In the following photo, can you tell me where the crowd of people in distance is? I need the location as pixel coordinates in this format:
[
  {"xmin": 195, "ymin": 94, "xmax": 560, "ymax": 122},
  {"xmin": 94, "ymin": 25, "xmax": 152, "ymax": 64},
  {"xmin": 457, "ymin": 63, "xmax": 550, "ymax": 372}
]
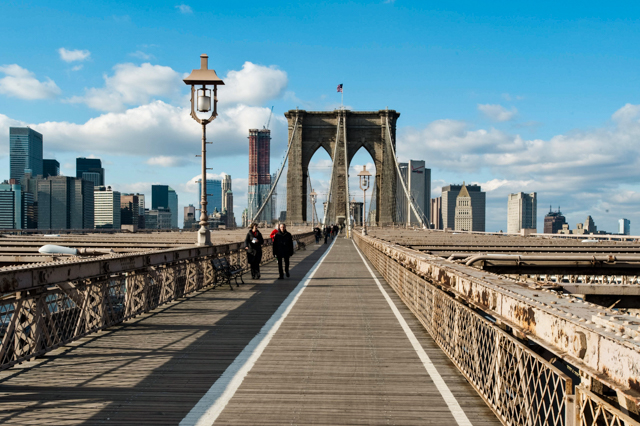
[{"xmin": 313, "ymin": 223, "xmax": 340, "ymax": 244}]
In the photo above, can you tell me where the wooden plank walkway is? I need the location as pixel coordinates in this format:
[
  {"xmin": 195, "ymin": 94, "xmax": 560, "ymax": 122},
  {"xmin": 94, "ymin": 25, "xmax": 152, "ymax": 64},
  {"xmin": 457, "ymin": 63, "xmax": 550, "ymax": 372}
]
[{"xmin": 0, "ymin": 238, "xmax": 501, "ymax": 425}]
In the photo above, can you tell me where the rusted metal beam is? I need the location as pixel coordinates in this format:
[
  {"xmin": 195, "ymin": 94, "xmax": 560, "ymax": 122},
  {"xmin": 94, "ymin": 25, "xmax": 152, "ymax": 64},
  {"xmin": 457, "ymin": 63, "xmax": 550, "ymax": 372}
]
[{"xmin": 356, "ymin": 233, "xmax": 640, "ymax": 409}]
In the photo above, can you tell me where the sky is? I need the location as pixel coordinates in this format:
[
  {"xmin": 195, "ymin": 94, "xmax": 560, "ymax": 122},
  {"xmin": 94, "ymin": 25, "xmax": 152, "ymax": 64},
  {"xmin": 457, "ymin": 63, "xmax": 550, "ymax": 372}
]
[{"xmin": 2, "ymin": 1, "xmax": 640, "ymax": 232}]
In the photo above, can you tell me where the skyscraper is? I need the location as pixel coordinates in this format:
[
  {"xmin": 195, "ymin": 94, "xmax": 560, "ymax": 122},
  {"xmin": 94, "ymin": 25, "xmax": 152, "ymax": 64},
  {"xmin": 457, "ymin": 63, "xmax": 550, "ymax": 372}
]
[
  {"xmin": 619, "ymin": 218, "xmax": 631, "ymax": 235},
  {"xmin": 221, "ymin": 174, "xmax": 234, "ymax": 228},
  {"xmin": 76, "ymin": 157, "xmax": 105, "ymax": 186},
  {"xmin": 184, "ymin": 204, "xmax": 197, "ymax": 229},
  {"xmin": 430, "ymin": 197, "xmax": 442, "ymax": 230},
  {"xmin": 442, "ymin": 183, "xmax": 485, "ymax": 230},
  {"xmin": 10, "ymin": 127, "xmax": 43, "ymax": 181},
  {"xmin": 94, "ymin": 186, "xmax": 121, "ymax": 229},
  {"xmin": 152, "ymin": 185, "xmax": 169, "ymax": 210},
  {"xmin": 42, "ymin": 159, "xmax": 60, "ymax": 178},
  {"xmin": 507, "ymin": 192, "xmax": 537, "ymax": 234},
  {"xmin": 248, "ymin": 129, "xmax": 272, "ymax": 222},
  {"xmin": 168, "ymin": 187, "xmax": 178, "ymax": 229},
  {"xmin": 543, "ymin": 207, "xmax": 567, "ymax": 234},
  {"xmin": 396, "ymin": 160, "xmax": 430, "ymax": 225},
  {"xmin": 198, "ymin": 179, "xmax": 222, "ymax": 218},
  {"xmin": 37, "ymin": 176, "xmax": 94, "ymax": 230},
  {"xmin": 120, "ymin": 194, "xmax": 140, "ymax": 226},
  {"xmin": 0, "ymin": 182, "xmax": 24, "ymax": 229}
]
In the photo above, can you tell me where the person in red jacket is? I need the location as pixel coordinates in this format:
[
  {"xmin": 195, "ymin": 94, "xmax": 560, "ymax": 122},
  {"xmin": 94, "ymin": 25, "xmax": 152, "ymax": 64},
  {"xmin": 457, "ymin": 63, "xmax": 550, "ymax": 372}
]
[{"xmin": 272, "ymin": 223, "xmax": 294, "ymax": 279}]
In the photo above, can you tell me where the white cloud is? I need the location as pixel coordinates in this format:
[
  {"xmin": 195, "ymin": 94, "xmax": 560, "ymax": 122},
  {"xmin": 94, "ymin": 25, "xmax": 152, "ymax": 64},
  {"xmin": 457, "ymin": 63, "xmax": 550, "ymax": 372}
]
[
  {"xmin": 220, "ymin": 62, "xmax": 288, "ymax": 106},
  {"xmin": 146, "ymin": 155, "xmax": 191, "ymax": 167},
  {"xmin": 130, "ymin": 51, "xmax": 154, "ymax": 60},
  {"xmin": 58, "ymin": 48, "xmax": 91, "ymax": 63},
  {"xmin": 0, "ymin": 65, "xmax": 61, "ymax": 100},
  {"xmin": 478, "ymin": 103, "xmax": 517, "ymax": 122},
  {"xmin": 67, "ymin": 62, "xmax": 183, "ymax": 112},
  {"xmin": 71, "ymin": 65, "xmax": 83, "ymax": 72},
  {"xmin": 176, "ymin": 4, "xmax": 192, "ymax": 13}
]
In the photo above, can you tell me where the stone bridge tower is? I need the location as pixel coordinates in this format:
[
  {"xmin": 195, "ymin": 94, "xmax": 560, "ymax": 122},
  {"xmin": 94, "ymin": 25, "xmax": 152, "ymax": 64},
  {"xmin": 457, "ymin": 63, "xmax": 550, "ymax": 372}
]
[{"xmin": 284, "ymin": 109, "xmax": 400, "ymax": 225}]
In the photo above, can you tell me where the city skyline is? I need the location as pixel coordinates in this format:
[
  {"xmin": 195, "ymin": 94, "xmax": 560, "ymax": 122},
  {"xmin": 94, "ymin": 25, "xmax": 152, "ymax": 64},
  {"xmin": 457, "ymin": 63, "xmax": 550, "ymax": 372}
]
[{"xmin": 2, "ymin": 2, "xmax": 640, "ymax": 232}]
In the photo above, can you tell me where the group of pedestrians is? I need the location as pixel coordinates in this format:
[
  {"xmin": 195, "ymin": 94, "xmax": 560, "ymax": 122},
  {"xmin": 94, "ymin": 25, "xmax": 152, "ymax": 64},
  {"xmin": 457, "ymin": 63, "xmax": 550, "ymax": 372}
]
[{"xmin": 244, "ymin": 222, "xmax": 294, "ymax": 280}]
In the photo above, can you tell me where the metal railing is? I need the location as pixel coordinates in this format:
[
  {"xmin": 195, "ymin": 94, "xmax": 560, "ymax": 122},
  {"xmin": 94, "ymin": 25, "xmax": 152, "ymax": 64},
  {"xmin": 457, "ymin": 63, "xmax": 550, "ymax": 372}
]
[
  {"xmin": 353, "ymin": 233, "xmax": 638, "ymax": 426},
  {"xmin": 0, "ymin": 232, "xmax": 315, "ymax": 370}
]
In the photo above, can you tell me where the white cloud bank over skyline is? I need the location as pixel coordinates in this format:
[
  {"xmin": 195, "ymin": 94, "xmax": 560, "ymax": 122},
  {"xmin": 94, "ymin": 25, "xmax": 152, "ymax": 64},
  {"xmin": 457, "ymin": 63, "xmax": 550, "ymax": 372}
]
[{"xmin": 58, "ymin": 48, "xmax": 91, "ymax": 63}]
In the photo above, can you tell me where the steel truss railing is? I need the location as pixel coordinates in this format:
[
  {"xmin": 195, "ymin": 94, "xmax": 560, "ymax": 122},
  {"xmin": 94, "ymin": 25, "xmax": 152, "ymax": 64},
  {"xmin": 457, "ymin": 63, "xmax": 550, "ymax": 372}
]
[
  {"xmin": 353, "ymin": 233, "xmax": 638, "ymax": 426},
  {"xmin": 509, "ymin": 274, "xmax": 640, "ymax": 286},
  {"xmin": 0, "ymin": 232, "xmax": 315, "ymax": 371}
]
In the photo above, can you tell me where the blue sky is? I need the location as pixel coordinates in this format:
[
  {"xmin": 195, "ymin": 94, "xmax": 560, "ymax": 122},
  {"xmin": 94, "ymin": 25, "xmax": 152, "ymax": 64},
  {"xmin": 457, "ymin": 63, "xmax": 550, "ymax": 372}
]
[{"xmin": 2, "ymin": 1, "xmax": 640, "ymax": 232}]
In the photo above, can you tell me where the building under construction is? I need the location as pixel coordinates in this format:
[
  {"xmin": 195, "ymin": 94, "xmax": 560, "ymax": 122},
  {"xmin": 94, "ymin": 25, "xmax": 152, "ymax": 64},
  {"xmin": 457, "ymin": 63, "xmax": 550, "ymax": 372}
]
[{"xmin": 247, "ymin": 129, "xmax": 273, "ymax": 223}]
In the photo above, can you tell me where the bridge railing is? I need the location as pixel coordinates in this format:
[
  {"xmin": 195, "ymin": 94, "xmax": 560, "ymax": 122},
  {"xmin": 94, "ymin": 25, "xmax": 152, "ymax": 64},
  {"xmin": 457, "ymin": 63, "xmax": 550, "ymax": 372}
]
[
  {"xmin": 0, "ymin": 232, "xmax": 315, "ymax": 371},
  {"xmin": 353, "ymin": 233, "xmax": 638, "ymax": 426}
]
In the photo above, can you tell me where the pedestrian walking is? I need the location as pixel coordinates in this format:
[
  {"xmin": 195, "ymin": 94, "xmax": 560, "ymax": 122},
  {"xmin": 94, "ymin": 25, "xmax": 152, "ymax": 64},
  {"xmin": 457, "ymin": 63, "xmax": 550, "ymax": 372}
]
[
  {"xmin": 314, "ymin": 226, "xmax": 321, "ymax": 244},
  {"xmin": 333, "ymin": 223, "xmax": 339, "ymax": 238},
  {"xmin": 244, "ymin": 223, "xmax": 264, "ymax": 279},
  {"xmin": 323, "ymin": 225, "xmax": 329, "ymax": 244},
  {"xmin": 273, "ymin": 223, "xmax": 294, "ymax": 279}
]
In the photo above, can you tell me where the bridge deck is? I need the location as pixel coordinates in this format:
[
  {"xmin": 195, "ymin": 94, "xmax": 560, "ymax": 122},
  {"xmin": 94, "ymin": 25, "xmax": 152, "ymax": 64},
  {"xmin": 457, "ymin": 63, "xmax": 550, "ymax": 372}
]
[{"xmin": 0, "ymin": 238, "xmax": 500, "ymax": 425}]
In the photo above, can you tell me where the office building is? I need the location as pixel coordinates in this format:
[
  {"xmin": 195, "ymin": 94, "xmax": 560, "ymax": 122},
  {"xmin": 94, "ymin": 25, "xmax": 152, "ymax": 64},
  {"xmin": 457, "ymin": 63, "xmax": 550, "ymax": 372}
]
[
  {"xmin": 120, "ymin": 194, "xmax": 140, "ymax": 226},
  {"xmin": 351, "ymin": 198, "xmax": 364, "ymax": 226},
  {"xmin": 10, "ymin": 127, "xmax": 43, "ymax": 182},
  {"xmin": 396, "ymin": 160, "xmax": 430, "ymax": 225},
  {"xmin": 168, "ymin": 187, "xmax": 178, "ymax": 229},
  {"xmin": 144, "ymin": 208, "xmax": 171, "ymax": 229},
  {"xmin": 507, "ymin": 192, "xmax": 537, "ymax": 234},
  {"xmin": 76, "ymin": 157, "xmax": 105, "ymax": 187},
  {"xmin": 221, "ymin": 174, "xmax": 235, "ymax": 228},
  {"xmin": 442, "ymin": 183, "xmax": 485, "ymax": 231},
  {"xmin": 619, "ymin": 218, "xmax": 631, "ymax": 235},
  {"xmin": 0, "ymin": 182, "xmax": 34, "ymax": 229},
  {"xmin": 430, "ymin": 197, "xmax": 442, "ymax": 230},
  {"xmin": 198, "ymin": 179, "xmax": 222, "ymax": 219},
  {"xmin": 543, "ymin": 207, "xmax": 567, "ymax": 234},
  {"xmin": 248, "ymin": 129, "xmax": 272, "ymax": 223},
  {"xmin": 184, "ymin": 205, "xmax": 197, "ymax": 229},
  {"xmin": 152, "ymin": 185, "xmax": 178, "ymax": 228},
  {"xmin": 94, "ymin": 186, "xmax": 121, "ymax": 229},
  {"xmin": 37, "ymin": 176, "xmax": 94, "ymax": 230},
  {"xmin": 42, "ymin": 159, "xmax": 60, "ymax": 178}
]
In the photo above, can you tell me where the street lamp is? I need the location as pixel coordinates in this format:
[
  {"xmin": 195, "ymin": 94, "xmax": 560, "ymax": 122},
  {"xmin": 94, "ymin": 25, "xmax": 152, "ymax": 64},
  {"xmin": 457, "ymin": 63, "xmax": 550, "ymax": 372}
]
[
  {"xmin": 357, "ymin": 165, "xmax": 372, "ymax": 235},
  {"xmin": 184, "ymin": 54, "xmax": 225, "ymax": 246},
  {"xmin": 310, "ymin": 189, "xmax": 317, "ymax": 230}
]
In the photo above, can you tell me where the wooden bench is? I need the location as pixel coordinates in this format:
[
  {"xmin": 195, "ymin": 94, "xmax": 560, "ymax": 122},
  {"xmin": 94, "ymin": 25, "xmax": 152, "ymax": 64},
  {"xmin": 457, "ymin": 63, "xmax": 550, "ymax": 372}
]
[{"xmin": 212, "ymin": 257, "xmax": 245, "ymax": 290}]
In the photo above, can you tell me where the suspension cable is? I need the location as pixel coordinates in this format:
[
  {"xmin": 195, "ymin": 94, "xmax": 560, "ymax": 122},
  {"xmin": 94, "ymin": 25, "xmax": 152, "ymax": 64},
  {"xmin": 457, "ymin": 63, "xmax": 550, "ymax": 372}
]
[{"xmin": 385, "ymin": 115, "xmax": 427, "ymax": 228}]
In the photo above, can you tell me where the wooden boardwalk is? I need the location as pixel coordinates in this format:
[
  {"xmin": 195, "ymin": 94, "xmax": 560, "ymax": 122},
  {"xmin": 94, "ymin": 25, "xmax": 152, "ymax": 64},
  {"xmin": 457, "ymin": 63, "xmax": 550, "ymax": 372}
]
[{"xmin": 0, "ymin": 238, "xmax": 500, "ymax": 425}]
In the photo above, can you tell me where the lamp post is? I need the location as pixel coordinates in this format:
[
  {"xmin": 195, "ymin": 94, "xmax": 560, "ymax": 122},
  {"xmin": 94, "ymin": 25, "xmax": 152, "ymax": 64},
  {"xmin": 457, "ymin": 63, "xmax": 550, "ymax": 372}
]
[
  {"xmin": 310, "ymin": 189, "xmax": 317, "ymax": 230},
  {"xmin": 184, "ymin": 54, "xmax": 225, "ymax": 246},
  {"xmin": 357, "ymin": 165, "xmax": 371, "ymax": 236}
]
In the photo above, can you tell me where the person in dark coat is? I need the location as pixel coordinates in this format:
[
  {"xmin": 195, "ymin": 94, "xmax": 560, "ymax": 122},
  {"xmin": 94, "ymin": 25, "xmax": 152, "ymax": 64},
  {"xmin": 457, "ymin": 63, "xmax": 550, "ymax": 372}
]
[
  {"xmin": 314, "ymin": 227, "xmax": 321, "ymax": 244},
  {"xmin": 332, "ymin": 224, "xmax": 339, "ymax": 238},
  {"xmin": 273, "ymin": 223, "xmax": 294, "ymax": 279},
  {"xmin": 244, "ymin": 223, "xmax": 264, "ymax": 279},
  {"xmin": 323, "ymin": 225, "xmax": 330, "ymax": 244}
]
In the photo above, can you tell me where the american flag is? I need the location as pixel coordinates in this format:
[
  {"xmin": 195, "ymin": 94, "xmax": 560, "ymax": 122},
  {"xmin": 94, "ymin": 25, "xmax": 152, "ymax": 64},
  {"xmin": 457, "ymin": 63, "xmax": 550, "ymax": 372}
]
[{"xmin": 337, "ymin": 84, "xmax": 343, "ymax": 93}]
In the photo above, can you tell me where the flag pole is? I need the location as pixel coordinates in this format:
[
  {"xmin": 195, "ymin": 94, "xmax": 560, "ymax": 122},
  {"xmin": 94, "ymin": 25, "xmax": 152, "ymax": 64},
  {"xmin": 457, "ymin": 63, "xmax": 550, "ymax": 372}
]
[{"xmin": 341, "ymin": 88, "xmax": 343, "ymax": 109}]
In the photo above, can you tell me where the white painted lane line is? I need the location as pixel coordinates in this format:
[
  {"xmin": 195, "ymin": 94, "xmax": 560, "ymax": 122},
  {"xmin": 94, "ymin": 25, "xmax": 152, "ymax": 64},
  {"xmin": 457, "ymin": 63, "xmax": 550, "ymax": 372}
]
[
  {"xmin": 180, "ymin": 239, "xmax": 337, "ymax": 426},
  {"xmin": 352, "ymin": 240, "xmax": 473, "ymax": 426}
]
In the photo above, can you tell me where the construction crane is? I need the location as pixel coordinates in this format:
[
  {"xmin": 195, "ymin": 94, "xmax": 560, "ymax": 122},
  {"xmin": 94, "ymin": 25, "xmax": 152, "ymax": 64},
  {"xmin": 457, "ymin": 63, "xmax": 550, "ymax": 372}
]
[{"xmin": 263, "ymin": 106, "xmax": 274, "ymax": 130}]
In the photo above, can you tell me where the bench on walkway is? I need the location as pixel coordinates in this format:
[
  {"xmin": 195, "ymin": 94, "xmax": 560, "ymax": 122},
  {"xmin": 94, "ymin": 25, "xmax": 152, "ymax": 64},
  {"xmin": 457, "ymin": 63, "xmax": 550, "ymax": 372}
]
[{"xmin": 212, "ymin": 257, "xmax": 244, "ymax": 290}]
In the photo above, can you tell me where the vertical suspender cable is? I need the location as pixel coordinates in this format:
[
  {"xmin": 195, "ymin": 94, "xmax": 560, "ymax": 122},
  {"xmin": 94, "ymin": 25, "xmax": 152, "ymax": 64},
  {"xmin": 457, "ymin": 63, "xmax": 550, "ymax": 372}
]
[
  {"xmin": 385, "ymin": 115, "xmax": 426, "ymax": 228},
  {"xmin": 251, "ymin": 116, "xmax": 298, "ymax": 223}
]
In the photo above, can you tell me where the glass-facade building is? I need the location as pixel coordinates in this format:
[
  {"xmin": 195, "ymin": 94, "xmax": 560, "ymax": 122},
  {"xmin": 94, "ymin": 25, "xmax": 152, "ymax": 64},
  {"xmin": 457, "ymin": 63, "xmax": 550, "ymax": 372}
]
[
  {"xmin": 76, "ymin": 157, "xmax": 105, "ymax": 186},
  {"xmin": 10, "ymin": 127, "xmax": 43, "ymax": 181},
  {"xmin": 37, "ymin": 176, "xmax": 94, "ymax": 230},
  {"xmin": 43, "ymin": 159, "xmax": 60, "ymax": 178},
  {"xmin": 198, "ymin": 179, "xmax": 222, "ymax": 219},
  {"xmin": 168, "ymin": 187, "xmax": 178, "ymax": 229}
]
